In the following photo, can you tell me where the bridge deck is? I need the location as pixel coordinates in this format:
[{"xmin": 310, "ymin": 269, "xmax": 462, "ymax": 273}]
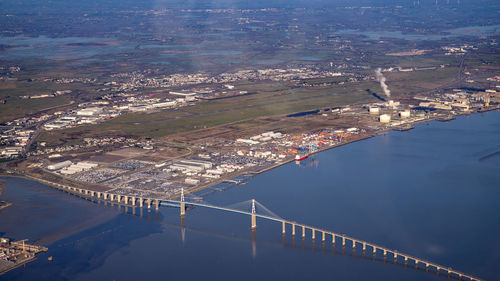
[
  {"xmin": 169, "ymin": 200, "xmax": 483, "ymax": 281},
  {"xmin": 35, "ymin": 178, "xmax": 483, "ymax": 281}
]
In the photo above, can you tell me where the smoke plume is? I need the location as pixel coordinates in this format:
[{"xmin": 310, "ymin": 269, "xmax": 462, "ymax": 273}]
[{"xmin": 375, "ymin": 68, "xmax": 391, "ymax": 98}]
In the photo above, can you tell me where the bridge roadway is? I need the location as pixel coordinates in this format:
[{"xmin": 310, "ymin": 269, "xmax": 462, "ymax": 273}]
[
  {"xmin": 168, "ymin": 200, "xmax": 482, "ymax": 281},
  {"xmin": 33, "ymin": 177, "xmax": 483, "ymax": 281}
]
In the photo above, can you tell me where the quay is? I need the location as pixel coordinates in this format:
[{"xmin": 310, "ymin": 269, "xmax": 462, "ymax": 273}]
[{"xmin": 0, "ymin": 238, "xmax": 48, "ymax": 275}]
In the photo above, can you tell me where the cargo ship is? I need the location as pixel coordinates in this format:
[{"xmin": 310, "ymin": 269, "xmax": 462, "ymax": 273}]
[{"xmin": 295, "ymin": 154, "xmax": 308, "ymax": 161}]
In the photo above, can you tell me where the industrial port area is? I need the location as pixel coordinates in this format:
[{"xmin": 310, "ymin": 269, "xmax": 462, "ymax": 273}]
[
  {"xmin": 0, "ymin": 1, "xmax": 499, "ymax": 279},
  {"xmin": 1, "ymin": 52, "xmax": 499, "ymax": 204},
  {"xmin": 2, "ymin": 80, "xmax": 499, "ymax": 202},
  {"xmin": 17, "ymin": 127, "xmax": 366, "ymax": 200},
  {"xmin": 0, "ymin": 238, "xmax": 48, "ymax": 275}
]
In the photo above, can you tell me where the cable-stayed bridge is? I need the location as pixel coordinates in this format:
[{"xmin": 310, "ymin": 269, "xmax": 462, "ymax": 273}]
[{"xmin": 35, "ymin": 177, "xmax": 483, "ymax": 281}]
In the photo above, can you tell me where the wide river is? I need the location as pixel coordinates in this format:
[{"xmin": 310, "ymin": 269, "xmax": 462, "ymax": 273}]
[{"xmin": 1, "ymin": 110, "xmax": 499, "ymax": 281}]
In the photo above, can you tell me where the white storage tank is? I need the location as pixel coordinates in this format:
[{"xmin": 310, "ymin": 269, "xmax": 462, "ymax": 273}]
[
  {"xmin": 399, "ymin": 110, "xmax": 411, "ymax": 118},
  {"xmin": 379, "ymin": 114, "xmax": 391, "ymax": 123},
  {"xmin": 369, "ymin": 107, "xmax": 380, "ymax": 114}
]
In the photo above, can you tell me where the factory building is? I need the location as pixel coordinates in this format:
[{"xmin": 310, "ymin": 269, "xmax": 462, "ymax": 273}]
[
  {"xmin": 59, "ymin": 162, "xmax": 98, "ymax": 175},
  {"xmin": 386, "ymin": 100, "xmax": 400, "ymax": 109},
  {"xmin": 48, "ymin": 160, "xmax": 72, "ymax": 170},
  {"xmin": 77, "ymin": 107, "xmax": 103, "ymax": 116},
  {"xmin": 185, "ymin": 178, "xmax": 200, "ymax": 185},
  {"xmin": 171, "ymin": 159, "xmax": 213, "ymax": 172},
  {"xmin": 0, "ymin": 147, "xmax": 23, "ymax": 158}
]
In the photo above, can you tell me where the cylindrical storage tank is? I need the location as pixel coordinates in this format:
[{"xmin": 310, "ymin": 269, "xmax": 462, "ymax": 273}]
[
  {"xmin": 379, "ymin": 114, "xmax": 391, "ymax": 123},
  {"xmin": 369, "ymin": 107, "xmax": 380, "ymax": 114},
  {"xmin": 399, "ymin": 110, "xmax": 411, "ymax": 118}
]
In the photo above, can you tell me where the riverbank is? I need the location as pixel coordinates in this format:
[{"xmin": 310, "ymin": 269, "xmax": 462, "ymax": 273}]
[
  {"xmin": 3, "ymin": 107, "xmax": 499, "ymax": 202},
  {"xmin": 174, "ymin": 106, "xmax": 500, "ymax": 199},
  {"xmin": 1, "ymin": 108, "xmax": 499, "ymax": 281},
  {"xmin": 0, "ymin": 180, "xmax": 12, "ymax": 211}
]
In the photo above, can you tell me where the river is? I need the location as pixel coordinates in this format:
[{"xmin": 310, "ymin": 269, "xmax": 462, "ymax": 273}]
[{"xmin": 1, "ymin": 110, "xmax": 499, "ymax": 281}]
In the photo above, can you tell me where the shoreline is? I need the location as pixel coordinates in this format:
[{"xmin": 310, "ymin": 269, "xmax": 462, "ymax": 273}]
[
  {"xmin": 0, "ymin": 256, "xmax": 37, "ymax": 276},
  {"xmin": 2, "ymin": 107, "xmax": 499, "ymax": 201}
]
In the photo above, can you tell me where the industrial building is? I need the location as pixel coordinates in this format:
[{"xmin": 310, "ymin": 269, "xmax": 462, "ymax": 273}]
[
  {"xmin": 170, "ymin": 159, "xmax": 213, "ymax": 172},
  {"xmin": 59, "ymin": 161, "xmax": 98, "ymax": 175},
  {"xmin": 76, "ymin": 107, "xmax": 103, "ymax": 116},
  {"xmin": 47, "ymin": 160, "xmax": 72, "ymax": 170}
]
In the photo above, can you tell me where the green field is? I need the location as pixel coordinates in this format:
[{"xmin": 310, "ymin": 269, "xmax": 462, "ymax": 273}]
[
  {"xmin": 37, "ymin": 81, "xmax": 381, "ymax": 142},
  {"xmin": 35, "ymin": 65, "xmax": 464, "ymax": 145}
]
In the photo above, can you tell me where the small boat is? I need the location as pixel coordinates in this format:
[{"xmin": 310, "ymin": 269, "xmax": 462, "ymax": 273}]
[{"xmin": 295, "ymin": 154, "xmax": 308, "ymax": 161}]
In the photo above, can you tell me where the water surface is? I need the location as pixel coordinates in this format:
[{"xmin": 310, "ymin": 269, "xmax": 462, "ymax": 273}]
[{"xmin": 1, "ymin": 110, "xmax": 499, "ymax": 281}]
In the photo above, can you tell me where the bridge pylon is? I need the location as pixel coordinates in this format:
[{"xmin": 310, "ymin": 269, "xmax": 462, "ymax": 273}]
[
  {"xmin": 251, "ymin": 199, "xmax": 257, "ymax": 229},
  {"xmin": 180, "ymin": 188, "xmax": 186, "ymax": 217}
]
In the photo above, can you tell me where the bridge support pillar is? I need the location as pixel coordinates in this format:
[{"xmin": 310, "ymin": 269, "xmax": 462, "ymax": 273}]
[
  {"xmin": 363, "ymin": 243, "xmax": 366, "ymax": 252},
  {"xmin": 250, "ymin": 199, "xmax": 257, "ymax": 229},
  {"xmin": 132, "ymin": 197, "xmax": 136, "ymax": 206},
  {"xmin": 282, "ymin": 221, "xmax": 286, "ymax": 234},
  {"xmin": 124, "ymin": 196, "xmax": 128, "ymax": 204},
  {"xmin": 301, "ymin": 226, "xmax": 305, "ymax": 238},
  {"xmin": 155, "ymin": 200, "xmax": 159, "ymax": 211},
  {"xmin": 332, "ymin": 234, "xmax": 335, "ymax": 245},
  {"xmin": 373, "ymin": 246, "xmax": 377, "ymax": 255},
  {"xmin": 352, "ymin": 240, "xmax": 356, "ymax": 249},
  {"xmin": 181, "ymin": 188, "xmax": 186, "ymax": 217},
  {"xmin": 394, "ymin": 252, "xmax": 398, "ymax": 262},
  {"xmin": 312, "ymin": 229, "xmax": 315, "ymax": 240},
  {"xmin": 404, "ymin": 256, "xmax": 408, "ymax": 265},
  {"xmin": 384, "ymin": 250, "xmax": 387, "ymax": 257},
  {"xmin": 180, "ymin": 202, "xmax": 185, "ymax": 216},
  {"xmin": 147, "ymin": 199, "xmax": 151, "ymax": 209},
  {"xmin": 436, "ymin": 267, "xmax": 440, "ymax": 274},
  {"xmin": 322, "ymin": 232, "xmax": 325, "ymax": 242},
  {"xmin": 342, "ymin": 236, "xmax": 346, "ymax": 247},
  {"xmin": 139, "ymin": 198, "xmax": 143, "ymax": 208},
  {"xmin": 292, "ymin": 224, "xmax": 295, "ymax": 236},
  {"xmin": 426, "ymin": 263, "xmax": 429, "ymax": 270}
]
